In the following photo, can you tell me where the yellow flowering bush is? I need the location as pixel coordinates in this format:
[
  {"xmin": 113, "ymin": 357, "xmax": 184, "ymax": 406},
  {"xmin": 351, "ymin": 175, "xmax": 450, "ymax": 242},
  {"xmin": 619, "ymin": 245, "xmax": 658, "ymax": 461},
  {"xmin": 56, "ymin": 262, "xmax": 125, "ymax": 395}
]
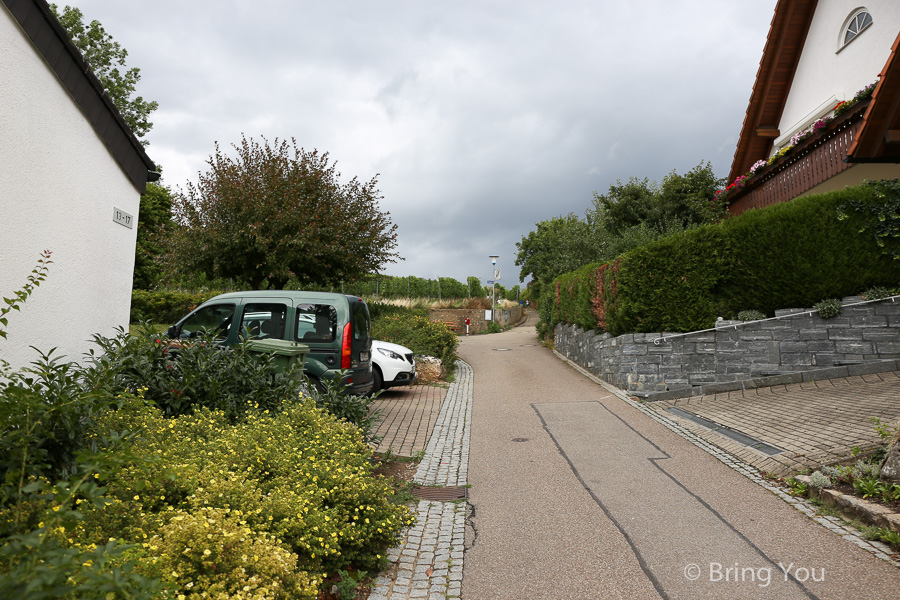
[
  {"xmin": 72, "ymin": 394, "xmax": 414, "ymax": 597},
  {"xmin": 149, "ymin": 507, "xmax": 316, "ymax": 600}
]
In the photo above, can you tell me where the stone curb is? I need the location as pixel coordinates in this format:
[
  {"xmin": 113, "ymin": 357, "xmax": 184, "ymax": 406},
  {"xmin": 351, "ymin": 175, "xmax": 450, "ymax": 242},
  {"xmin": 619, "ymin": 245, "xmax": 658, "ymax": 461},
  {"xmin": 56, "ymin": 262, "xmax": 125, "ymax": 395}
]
[
  {"xmin": 553, "ymin": 349, "xmax": 900, "ymax": 568},
  {"xmin": 369, "ymin": 360, "xmax": 473, "ymax": 600},
  {"xmin": 795, "ymin": 474, "xmax": 900, "ymax": 535}
]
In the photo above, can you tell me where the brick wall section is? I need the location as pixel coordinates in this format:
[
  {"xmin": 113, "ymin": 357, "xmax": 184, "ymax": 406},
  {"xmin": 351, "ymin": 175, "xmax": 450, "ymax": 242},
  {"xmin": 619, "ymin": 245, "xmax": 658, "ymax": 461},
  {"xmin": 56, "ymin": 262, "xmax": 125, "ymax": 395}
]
[
  {"xmin": 429, "ymin": 306, "xmax": 524, "ymax": 334},
  {"xmin": 555, "ymin": 296, "xmax": 900, "ymax": 398}
]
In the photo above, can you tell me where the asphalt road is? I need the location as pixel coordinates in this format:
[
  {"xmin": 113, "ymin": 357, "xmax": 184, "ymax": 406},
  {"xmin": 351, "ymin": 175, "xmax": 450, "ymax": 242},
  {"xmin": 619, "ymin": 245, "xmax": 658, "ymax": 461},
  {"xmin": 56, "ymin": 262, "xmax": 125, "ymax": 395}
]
[{"xmin": 458, "ymin": 318, "xmax": 900, "ymax": 599}]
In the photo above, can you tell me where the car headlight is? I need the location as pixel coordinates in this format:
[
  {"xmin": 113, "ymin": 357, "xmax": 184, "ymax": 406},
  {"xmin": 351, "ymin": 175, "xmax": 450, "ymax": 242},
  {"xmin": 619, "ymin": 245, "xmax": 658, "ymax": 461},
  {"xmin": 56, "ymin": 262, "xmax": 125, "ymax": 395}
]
[{"xmin": 377, "ymin": 347, "xmax": 403, "ymax": 360}]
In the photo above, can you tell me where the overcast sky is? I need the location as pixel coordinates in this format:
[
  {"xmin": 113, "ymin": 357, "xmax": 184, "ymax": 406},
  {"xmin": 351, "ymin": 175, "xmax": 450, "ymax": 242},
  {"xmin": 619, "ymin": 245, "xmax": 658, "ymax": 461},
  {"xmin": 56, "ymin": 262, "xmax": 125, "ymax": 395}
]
[{"xmin": 70, "ymin": 0, "xmax": 776, "ymax": 287}]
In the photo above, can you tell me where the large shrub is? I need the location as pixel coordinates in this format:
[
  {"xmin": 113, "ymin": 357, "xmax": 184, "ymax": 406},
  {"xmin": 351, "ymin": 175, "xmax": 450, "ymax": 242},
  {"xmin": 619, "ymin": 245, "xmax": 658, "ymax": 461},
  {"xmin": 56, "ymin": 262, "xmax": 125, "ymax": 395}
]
[
  {"xmin": 86, "ymin": 330, "xmax": 307, "ymax": 423},
  {"xmin": 371, "ymin": 307, "xmax": 458, "ymax": 368}
]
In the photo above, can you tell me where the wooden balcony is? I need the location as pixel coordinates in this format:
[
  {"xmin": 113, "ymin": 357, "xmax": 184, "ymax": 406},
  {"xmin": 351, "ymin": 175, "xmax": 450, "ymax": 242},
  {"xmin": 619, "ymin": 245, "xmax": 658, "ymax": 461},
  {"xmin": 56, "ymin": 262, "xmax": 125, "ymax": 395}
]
[{"xmin": 726, "ymin": 100, "xmax": 870, "ymax": 215}]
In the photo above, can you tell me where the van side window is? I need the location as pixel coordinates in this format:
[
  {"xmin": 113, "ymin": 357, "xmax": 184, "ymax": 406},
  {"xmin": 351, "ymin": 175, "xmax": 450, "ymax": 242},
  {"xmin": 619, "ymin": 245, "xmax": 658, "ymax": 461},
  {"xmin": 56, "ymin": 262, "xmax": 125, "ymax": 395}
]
[
  {"xmin": 296, "ymin": 304, "xmax": 337, "ymax": 342},
  {"xmin": 179, "ymin": 303, "xmax": 235, "ymax": 340},
  {"xmin": 352, "ymin": 302, "xmax": 371, "ymax": 340},
  {"xmin": 239, "ymin": 303, "xmax": 288, "ymax": 339}
]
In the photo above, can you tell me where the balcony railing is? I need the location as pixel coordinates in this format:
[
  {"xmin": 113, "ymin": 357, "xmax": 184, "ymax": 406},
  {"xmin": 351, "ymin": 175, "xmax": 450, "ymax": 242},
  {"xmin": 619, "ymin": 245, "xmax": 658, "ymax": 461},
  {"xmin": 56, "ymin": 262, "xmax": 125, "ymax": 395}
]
[{"xmin": 726, "ymin": 100, "xmax": 869, "ymax": 215}]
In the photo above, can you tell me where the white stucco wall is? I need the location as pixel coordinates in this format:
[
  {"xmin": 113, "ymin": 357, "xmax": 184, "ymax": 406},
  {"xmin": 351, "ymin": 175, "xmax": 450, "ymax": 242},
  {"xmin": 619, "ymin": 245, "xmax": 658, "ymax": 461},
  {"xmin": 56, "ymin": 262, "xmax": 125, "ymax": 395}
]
[
  {"xmin": 0, "ymin": 6, "xmax": 140, "ymax": 370},
  {"xmin": 776, "ymin": 0, "xmax": 900, "ymax": 150}
]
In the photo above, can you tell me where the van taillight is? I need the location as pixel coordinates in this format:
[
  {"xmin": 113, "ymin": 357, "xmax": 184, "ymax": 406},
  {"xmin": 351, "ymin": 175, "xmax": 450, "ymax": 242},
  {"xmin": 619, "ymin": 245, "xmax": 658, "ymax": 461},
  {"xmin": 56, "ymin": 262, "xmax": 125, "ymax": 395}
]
[{"xmin": 341, "ymin": 323, "xmax": 352, "ymax": 369}]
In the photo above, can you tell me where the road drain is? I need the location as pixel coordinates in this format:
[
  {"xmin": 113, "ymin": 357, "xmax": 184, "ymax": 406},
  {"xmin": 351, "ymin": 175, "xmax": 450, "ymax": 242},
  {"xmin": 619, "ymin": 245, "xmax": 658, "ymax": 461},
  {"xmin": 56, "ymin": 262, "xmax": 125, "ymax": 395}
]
[
  {"xmin": 411, "ymin": 485, "xmax": 468, "ymax": 501},
  {"xmin": 666, "ymin": 407, "xmax": 784, "ymax": 455}
]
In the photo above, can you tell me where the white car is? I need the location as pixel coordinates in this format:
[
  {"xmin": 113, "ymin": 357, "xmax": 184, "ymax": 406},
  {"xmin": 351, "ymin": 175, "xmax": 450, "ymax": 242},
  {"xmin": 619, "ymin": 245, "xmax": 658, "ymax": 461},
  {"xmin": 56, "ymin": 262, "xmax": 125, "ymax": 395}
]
[{"xmin": 371, "ymin": 340, "xmax": 416, "ymax": 392}]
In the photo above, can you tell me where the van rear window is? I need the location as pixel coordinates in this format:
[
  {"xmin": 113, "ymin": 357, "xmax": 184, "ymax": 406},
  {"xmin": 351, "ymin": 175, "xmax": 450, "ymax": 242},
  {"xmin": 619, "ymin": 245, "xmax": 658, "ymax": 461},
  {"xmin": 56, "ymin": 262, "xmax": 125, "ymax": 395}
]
[
  {"xmin": 295, "ymin": 304, "xmax": 337, "ymax": 342},
  {"xmin": 352, "ymin": 302, "xmax": 371, "ymax": 340}
]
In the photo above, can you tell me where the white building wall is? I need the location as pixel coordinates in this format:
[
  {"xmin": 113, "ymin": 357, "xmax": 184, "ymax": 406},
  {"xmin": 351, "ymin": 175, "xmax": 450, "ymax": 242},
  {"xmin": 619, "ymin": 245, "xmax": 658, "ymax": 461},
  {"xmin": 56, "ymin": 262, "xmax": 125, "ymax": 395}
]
[
  {"xmin": 776, "ymin": 0, "xmax": 900, "ymax": 150},
  {"xmin": 0, "ymin": 6, "xmax": 140, "ymax": 370}
]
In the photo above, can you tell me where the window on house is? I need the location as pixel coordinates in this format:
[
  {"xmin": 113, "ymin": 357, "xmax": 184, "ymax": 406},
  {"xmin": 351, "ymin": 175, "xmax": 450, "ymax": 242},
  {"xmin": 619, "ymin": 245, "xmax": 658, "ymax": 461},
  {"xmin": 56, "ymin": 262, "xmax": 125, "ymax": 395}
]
[{"xmin": 841, "ymin": 9, "xmax": 873, "ymax": 48}]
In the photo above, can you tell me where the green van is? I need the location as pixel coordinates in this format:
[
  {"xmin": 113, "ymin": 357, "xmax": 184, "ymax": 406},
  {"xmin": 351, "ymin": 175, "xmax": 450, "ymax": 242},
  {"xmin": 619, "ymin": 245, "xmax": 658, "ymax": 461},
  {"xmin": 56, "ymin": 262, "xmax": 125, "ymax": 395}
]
[{"xmin": 167, "ymin": 291, "xmax": 373, "ymax": 396}]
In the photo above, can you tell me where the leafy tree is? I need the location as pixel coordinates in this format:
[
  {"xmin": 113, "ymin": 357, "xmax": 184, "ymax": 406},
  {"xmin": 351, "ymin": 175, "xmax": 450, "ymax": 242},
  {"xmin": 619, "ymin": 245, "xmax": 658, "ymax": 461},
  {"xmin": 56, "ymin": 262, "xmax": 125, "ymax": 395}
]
[
  {"xmin": 51, "ymin": 4, "xmax": 158, "ymax": 143},
  {"xmin": 169, "ymin": 135, "xmax": 400, "ymax": 290},
  {"xmin": 592, "ymin": 177, "xmax": 658, "ymax": 235},
  {"xmin": 467, "ymin": 276, "xmax": 485, "ymax": 298},
  {"xmin": 591, "ymin": 161, "xmax": 724, "ymax": 235},
  {"xmin": 505, "ymin": 285, "xmax": 521, "ymax": 302},
  {"xmin": 132, "ymin": 182, "xmax": 173, "ymax": 290},
  {"xmin": 515, "ymin": 214, "xmax": 599, "ymax": 300}
]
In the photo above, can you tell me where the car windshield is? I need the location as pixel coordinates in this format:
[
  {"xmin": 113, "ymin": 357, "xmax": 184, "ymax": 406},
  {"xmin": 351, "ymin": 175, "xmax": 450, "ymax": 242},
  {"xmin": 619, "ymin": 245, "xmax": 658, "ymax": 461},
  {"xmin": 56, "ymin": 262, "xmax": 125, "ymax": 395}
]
[{"xmin": 178, "ymin": 303, "xmax": 235, "ymax": 340}]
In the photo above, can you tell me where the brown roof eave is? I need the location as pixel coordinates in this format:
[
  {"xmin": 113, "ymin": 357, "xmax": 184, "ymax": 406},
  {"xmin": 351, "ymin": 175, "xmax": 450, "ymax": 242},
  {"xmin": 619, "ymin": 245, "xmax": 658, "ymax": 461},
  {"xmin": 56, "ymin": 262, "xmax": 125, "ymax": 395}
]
[
  {"xmin": 2, "ymin": 0, "xmax": 156, "ymax": 193},
  {"xmin": 727, "ymin": 0, "xmax": 819, "ymax": 184},
  {"xmin": 847, "ymin": 30, "xmax": 900, "ymax": 163}
]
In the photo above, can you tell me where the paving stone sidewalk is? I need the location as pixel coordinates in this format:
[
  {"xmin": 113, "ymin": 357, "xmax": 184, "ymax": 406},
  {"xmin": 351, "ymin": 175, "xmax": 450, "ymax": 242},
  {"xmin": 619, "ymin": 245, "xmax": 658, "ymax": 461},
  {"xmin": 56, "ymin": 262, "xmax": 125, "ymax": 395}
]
[
  {"xmin": 369, "ymin": 362, "xmax": 473, "ymax": 600},
  {"xmin": 645, "ymin": 370, "xmax": 900, "ymax": 475}
]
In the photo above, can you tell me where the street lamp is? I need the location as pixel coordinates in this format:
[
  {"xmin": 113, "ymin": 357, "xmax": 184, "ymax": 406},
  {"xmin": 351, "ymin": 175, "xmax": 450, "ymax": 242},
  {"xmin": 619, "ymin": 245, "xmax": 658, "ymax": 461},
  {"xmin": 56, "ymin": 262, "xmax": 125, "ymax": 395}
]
[{"xmin": 489, "ymin": 255, "xmax": 499, "ymax": 323}]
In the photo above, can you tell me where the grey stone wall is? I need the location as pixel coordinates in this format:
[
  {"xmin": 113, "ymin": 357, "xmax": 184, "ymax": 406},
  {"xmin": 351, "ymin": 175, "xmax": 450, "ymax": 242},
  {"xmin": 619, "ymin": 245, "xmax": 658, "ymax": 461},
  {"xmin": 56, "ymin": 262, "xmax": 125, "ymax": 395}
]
[{"xmin": 555, "ymin": 296, "xmax": 900, "ymax": 399}]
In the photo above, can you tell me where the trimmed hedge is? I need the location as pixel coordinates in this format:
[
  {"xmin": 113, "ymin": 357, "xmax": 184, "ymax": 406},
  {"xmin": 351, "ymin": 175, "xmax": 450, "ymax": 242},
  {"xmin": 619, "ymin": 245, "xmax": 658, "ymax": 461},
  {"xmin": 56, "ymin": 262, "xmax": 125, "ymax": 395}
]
[
  {"xmin": 130, "ymin": 289, "xmax": 221, "ymax": 324},
  {"xmin": 543, "ymin": 181, "xmax": 900, "ymax": 336}
]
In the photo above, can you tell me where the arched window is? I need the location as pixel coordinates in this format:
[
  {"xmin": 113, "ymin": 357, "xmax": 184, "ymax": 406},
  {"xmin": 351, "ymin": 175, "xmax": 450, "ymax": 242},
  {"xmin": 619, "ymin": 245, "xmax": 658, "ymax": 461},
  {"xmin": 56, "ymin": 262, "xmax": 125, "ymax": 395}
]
[{"xmin": 841, "ymin": 8, "xmax": 873, "ymax": 48}]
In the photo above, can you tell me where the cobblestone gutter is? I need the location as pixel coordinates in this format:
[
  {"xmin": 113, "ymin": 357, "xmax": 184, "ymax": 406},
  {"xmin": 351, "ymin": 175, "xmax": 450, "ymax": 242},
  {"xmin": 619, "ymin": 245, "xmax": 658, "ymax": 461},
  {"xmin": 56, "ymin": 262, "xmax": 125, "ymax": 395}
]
[{"xmin": 369, "ymin": 361, "xmax": 473, "ymax": 600}]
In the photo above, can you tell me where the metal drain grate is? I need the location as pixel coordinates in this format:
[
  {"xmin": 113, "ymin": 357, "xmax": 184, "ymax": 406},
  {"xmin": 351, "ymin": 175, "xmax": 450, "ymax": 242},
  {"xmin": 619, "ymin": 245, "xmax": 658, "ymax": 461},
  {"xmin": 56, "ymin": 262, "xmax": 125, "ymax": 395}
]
[
  {"xmin": 411, "ymin": 485, "xmax": 469, "ymax": 501},
  {"xmin": 666, "ymin": 407, "xmax": 784, "ymax": 455}
]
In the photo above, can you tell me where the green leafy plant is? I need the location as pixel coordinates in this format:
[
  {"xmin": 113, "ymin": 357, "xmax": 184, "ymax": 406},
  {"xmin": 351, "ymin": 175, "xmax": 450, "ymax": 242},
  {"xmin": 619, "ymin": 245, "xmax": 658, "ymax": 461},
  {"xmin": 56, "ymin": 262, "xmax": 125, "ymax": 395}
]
[
  {"xmin": 837, "ymin": 178, "xmax": 900, "ymax": 259},
  {"xmin": 737, "ymin": 309, "xmax": 766, "ymax": 321},
  {"xmin": 879, "ymin": 482, "xmax": 900, "ymax": 503},
  {"xmin": 861, "ymin": 286, "xmax": 894, "ymax": 301},
  {"xmin": 0, "ymin": 350, "xmax": 120, "ymax": 500},
  {"xmin": 542, "ymin": 180, "xmax": 900, "ymax": 335},
  {"xmin": 870, "ymin": 416, "xmax": 900, "ymax": 442},
  {"xmin": 852, "ymin": 477, "xmax": 881, "ymax": 499},
  {"xmin": 334, "ymin": 569, "xmax": 368, "ymax": 600},
  {"xmin": 0, "ymin": 250, "xmax": 52, "ymax": 340},
  {"xmin": 0, "ymin": 440, "xmax": 170, "ymax": 598},
  {"xmin": 786, "ymin": 477, "xmax": 808, "ymax": 497},
  {"xmin": 813, "ymin": 298, "xmax": 842, "ymax": 319},
  {"xmin": 311, "ymin": 374, "xmax": 381, "ymax": 444},
  {"xmin": 85, "ymin": 328, "xmax": 307, "ymax": 422},
  {"xmin": 168, "ymin": 135, "xmax": 400, "ymax": 290},
  {"xmin": 87, "ymin": 397, "xmax": 414, "ymax": 577},
  {"xmin": 868, "ymin": 527, "xmax": 900, "ymax": 549}
]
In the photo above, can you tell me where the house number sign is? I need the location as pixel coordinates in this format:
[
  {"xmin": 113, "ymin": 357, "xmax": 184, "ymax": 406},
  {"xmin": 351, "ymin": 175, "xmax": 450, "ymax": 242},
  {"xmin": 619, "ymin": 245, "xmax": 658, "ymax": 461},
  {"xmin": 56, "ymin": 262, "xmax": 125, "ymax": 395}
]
[{"xmin": 113, "ymin": 207, "xmax": 134, "ymax": 229}]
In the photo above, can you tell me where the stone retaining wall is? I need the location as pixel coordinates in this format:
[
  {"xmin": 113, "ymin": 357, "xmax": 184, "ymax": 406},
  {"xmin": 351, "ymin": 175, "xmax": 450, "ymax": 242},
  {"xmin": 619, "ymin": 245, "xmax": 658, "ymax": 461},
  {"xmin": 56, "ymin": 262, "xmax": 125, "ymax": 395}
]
[{"xmin": 554, "ymin": 295, "xmax": 900, "ymax": 399}]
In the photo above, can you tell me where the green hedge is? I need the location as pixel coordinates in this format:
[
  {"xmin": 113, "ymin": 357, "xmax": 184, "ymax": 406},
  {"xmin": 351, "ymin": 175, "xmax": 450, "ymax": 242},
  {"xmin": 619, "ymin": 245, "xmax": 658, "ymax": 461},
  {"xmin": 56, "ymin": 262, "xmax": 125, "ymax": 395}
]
[
  {"xmin": 544, "ymin": 181, "xmax": 900, "ymax": 336},
  {"xmin": 130, "ymin": 289, "xmax": 221, "ymax": 324}
]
